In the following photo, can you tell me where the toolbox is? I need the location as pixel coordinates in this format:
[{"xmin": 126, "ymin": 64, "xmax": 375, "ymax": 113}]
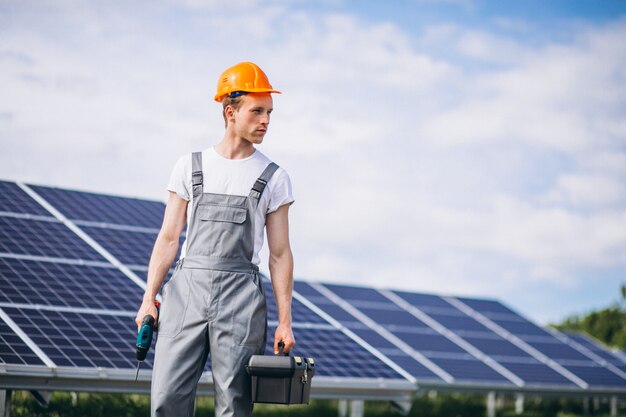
[{"xmin": 246, "ymin": 354, "xmax": 316, "ymax": 404}]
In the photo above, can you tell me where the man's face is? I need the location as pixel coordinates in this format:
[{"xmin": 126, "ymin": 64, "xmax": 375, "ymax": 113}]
[{"xmin": 230, "ymin": 93, "xmax": 273, "ymax": 145}]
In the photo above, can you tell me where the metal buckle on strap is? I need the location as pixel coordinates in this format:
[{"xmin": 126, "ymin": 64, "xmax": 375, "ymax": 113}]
[
  {"xmin": 252, "ymin": 178, "xmax": 267, "ymax": 194},
  {"xmin": 192, "ymin": 171, "xmax": 203, "ymax": 187}
]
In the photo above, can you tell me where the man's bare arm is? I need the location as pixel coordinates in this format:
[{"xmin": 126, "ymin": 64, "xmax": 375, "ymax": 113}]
[
  {"xmin": 266, "ymin": 203, "xmax": 295, "ymax": 354},
  {"xmin": 135, "ymin": 191, "xmax": 188, "ymax": 329}
]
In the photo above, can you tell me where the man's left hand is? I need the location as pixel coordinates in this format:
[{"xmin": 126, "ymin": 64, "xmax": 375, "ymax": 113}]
[{"xmin": 274, "ymin": 324, "xmax": 295, "ymax": 355}]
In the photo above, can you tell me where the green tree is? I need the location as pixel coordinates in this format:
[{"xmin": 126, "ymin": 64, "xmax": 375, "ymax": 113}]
[{"xmin": 552, "ymin": 284, "xmax": 626, "ymax": 349}]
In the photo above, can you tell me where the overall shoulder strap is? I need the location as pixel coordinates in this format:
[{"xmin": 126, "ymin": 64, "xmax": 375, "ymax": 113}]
[
  {"xmin": 249, "ymin": 162, "xmax": 279, "ymax": 200},
  {"xmin": 191, "ymin": 152, "xmax": 203, "ymax": 197}
]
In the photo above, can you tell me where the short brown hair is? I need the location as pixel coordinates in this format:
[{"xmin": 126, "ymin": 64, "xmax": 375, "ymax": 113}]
[{"xmin": 222, "ymin": 95, "xmax": 245, "ymax": 127}]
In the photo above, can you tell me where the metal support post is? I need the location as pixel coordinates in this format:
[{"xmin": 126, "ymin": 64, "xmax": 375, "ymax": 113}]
[
  {"xmin": 486, "ymin": 391, "xmax": 496, "ymax": 417},
  {"xmin": 610, "ymin": 396, "xmax": 617, "ymax": 417},
  {"xmin": 515, "ymin": 393, "xmax": 524, "ymax": 415},
  {"xmin": 349, "ymin": 399, "xmax": 364, "ymax": 417},
  {"xmin": 0, "ymin": 390, "xmax": 12, "ymax": 417},
  {"xmin": 338, "ymin": 399, "xmax": 348, "ymax": 417}
]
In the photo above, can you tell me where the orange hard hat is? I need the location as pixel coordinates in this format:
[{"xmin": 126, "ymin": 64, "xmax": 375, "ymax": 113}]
[{"xmin": 214, "ymin": 62, "xmax": 281, "ymax": 103}]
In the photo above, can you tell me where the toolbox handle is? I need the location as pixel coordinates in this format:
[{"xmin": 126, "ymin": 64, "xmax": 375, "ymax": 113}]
[{"xmin": 276, "ymin": 341, "xmax": 289, "ymax": 356}]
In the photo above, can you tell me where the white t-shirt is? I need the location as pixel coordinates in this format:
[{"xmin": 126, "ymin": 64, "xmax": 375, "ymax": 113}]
[{"xmin": 167, "ymin": 147, "xmax": 294, "ymax": 265}]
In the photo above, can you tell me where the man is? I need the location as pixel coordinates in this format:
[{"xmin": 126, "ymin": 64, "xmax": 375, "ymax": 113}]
[{"xmin": 135, "ymin": 61, "xmax": 296, "ymax": 417}]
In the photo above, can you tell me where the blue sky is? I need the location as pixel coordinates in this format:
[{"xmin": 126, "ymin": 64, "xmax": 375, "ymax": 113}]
[{"xmin": 1, "ymin": 0, "xmax": 626, "ymax": 325}]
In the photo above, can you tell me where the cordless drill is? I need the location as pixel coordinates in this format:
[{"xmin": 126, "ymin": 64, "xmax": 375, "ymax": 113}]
[{"xmin": 134, "ymin": 301, "xmax": 160, "ymax": 381}]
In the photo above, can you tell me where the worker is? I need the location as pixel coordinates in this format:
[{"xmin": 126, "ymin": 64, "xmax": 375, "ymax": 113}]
[{"xmin": 134, "ymin": 61, "xmax": 296, "ymax": 417}]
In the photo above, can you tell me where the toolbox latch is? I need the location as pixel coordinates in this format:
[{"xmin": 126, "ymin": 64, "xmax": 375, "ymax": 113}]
[{"xmin": 302, "ymin": 361, "xmax": 309, "ymax": 385}]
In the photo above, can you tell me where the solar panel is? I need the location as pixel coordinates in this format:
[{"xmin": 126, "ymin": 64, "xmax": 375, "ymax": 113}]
[
  {"xmin": 321, "ymin": 283, "xmax": 519, "ymax": 384},
  {"xmin": 489, "ymin": 317, "xmax": 555, "ymax": 337},
  {"xmin": 0, "ymin": 315, "xmax": 45, "ymax": 365},
  {"xmin": 456, "ymin": 297, "xmax": 517, "ymax": 316},
  {"xmin": 462, "ymin": 335, "xmax": 531, "ymax": 358},
  {"xmin": 0, "ymin": 180, "xmax": 50, "ymax": 216},
  {"xmin": 425, "ymin": 312, "xmax": 493, "ymax": 333},
  {"xmin": 2, "ymin": 306, "xmax": 152, "ymax": 369},
  {"xmin": 29, "ymin": 184, "xmax": 165, "ymax": 228},
  {"xmin": 358, "ymin": 306, "xmax": 430, "ymax": 328},
  {"xmin": 389, "ymin": 290, "xmax": 589, "ymax": 387},
  {"xmin": 1, "ymin": 179, "xmax": 624, "ymax": 401},
  {"xmin": 527, "ymin": 339, "xmax": 591, "ymax": 361},
  {"xmin": 496, "ymin": 359, "xmax": 576, "ymax": 386},
  {"xmin": 324, "ymin": 283, "xmax": 391, "ymax": 304},
  {"xmin": 281, "ymin": 327, "xmax": 403, "ymax": 379},
  {"xmin": 293, "ymin": 281, "xmax": 363, "ymax": 325},
  {"xmin": 293, "ymin": 281, "xmax": 443, "ymax": 381},
  {"xmin": 0, "ymin": 257, "xmax": 143, "ymax": 310},
  {"xmin": 393, "ymin": 331, "xmax": 468, "ymax": 354},
  {"xmin": 0, "ymin": 217, "xmax": 105, "ymax": 261},
  {"xmin": 566, "ymin": 332, "xmax": 626, "ymax": 366},
  {"xmin": 389, "ymin": 291, "xmax": 454, "ymax": 310},
  {"xmin": 79, "ymin": 226, "xmax": 158, "ymax": 267},
  {"xmin": 432, "ymin": 357, "xmax": 513, "ymax": 383},
  {"xmin": 449, "ymin": 296, "xmax": 626, "ymax": 388},
  {"xmin": 77, "ymin": 225, "xmax": 185, "ymax": 271},
  {"xmin": 262, "ymin": 279, "xmax": 328, "ymax": 326},
  {"xmin": 384, "ymin": 354, "xmax": 444, "ymax": 381},
  {"xmin": 562, "ymin": 364, "xmax": 626, "ymax": 387}
]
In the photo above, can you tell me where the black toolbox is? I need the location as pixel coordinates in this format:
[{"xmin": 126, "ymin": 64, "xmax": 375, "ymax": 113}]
[{"xmin": 246, "ymin": 354, "xmax": 316, "ymax": 404}]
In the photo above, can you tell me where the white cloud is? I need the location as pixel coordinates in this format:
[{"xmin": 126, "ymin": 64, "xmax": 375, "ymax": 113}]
[
  {"xmin": 542, "ymin": 174, "xmax": 626, "ymax": 208},
  {"xmin": 456, "ymin": 29, "xmax": 532, "ymax": 64},
  {"xmin": 419, "ymin": 20, "xmax": 626, "ymax": 155},
  {"xmin": 2, "ymin": 2, "xmax": 626, "ymax": 322}
]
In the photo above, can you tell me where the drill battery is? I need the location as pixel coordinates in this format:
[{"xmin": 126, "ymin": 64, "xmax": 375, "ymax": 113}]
[{"xmin": 246, "ymin": 354, "xmax": 316, "ymax": 404}]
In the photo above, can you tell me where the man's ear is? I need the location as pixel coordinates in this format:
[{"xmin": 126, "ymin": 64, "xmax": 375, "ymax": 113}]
[{"xmin": 224, "ymin": 105, "xmax": 236, "ymax": 123}]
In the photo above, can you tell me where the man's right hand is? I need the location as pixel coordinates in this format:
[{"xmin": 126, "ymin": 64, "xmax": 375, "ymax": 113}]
[{"xmin": 135, "ymin": 299, "xmax": 159, "ymax": 331}]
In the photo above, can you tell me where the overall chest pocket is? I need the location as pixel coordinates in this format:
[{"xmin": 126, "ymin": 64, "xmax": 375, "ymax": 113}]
[{"xmin": 198, "ymin": 205, "xmax": 247, "ymax": 224}]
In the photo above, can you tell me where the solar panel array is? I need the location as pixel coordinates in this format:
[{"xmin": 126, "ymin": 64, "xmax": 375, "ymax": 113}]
[{"xmin": 0, "ymin": 179, "xmax": 625, "ymax": 399}]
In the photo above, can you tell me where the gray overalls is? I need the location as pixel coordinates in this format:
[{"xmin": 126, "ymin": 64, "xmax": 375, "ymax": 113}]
[{"xmin": 152, "ymin": 152, "xmax": 279, "ymax": 417}]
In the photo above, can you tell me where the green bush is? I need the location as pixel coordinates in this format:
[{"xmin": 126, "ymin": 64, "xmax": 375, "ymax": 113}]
[
  {"xmin": 8, "ymin": 391, "xmax": 623, "ymax": 417},
  {"xmin": 10, "ymin": 391, "xmax": 150, "ymax": 417}
]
